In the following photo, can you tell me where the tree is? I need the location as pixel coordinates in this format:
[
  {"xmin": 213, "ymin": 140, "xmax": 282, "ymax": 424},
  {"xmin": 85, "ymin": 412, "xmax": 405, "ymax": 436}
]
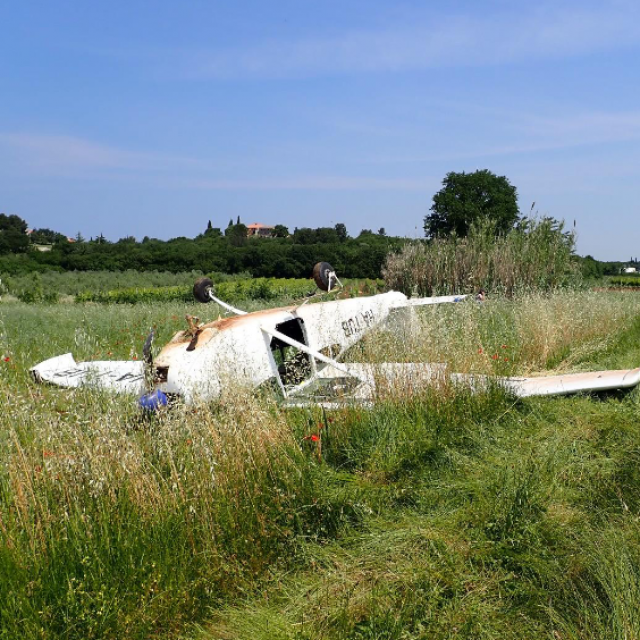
[
  {"xmin": 424, "ymin": 170, "xmax": 519, "ymax": 238},
  {"xmin": 0, "ymin": 213, "xmax": 28, "ymax": 234},
  {"xmin": 30, "ymin": 228, "xmax": 67, "ymax": 245},
  {"xmin": 315, "ymin": 227, "xmax": 339, "ymax": 244},
  {"xmin": 0, "ymin": 228, "xmax": 29, "ymax": 254},
  {"xmin": 225, "ymin": 223, "xmax": 247, "ymax": 247},
  {"xmin": 292, "ymin": 228, "xmax": 316, "ymax": 245},
  {"xmin": 335, "ymin": 223, "xmax": 348, "ymax": 241},
  {"xmin": 0, "ymin": 213, "xmax": 29, "ymax": 254},
  {"xmin": 273, "ymin": 224, "xmax": 289, "ymax": 238}
]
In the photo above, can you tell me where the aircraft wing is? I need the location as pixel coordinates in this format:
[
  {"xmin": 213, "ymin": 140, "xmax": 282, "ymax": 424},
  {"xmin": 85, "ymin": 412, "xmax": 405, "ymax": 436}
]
[
  {"xmin": 498, "ymin": 367, "xmax": 640, "ymax": 397},
  {"xmin": 391, "ymin": 294, "xmax": 467, "ymax": 308},
  {"xmin": 284, "ymin": 362, "xmax": 640, "ymax": 408},
  {"xmin": 30, "ymin": 353, "xmax": 146, "ymax": 394}
]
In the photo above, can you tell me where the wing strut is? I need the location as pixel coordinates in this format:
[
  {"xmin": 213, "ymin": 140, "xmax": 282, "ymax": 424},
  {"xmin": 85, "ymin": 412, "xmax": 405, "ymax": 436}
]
[
  {"xmin": 260, "ymin": 325, "xmax": 361, "ymax": 398},
  {"xmin": 208, "ymin": 290, "xmax": 248, "ymax": 315}
]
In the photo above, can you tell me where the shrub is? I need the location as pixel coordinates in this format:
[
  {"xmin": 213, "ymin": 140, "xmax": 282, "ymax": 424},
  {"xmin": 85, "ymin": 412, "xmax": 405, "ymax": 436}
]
[
  {"xmin": 383, "ymin": 217, "xmax": 579, "ymax": 296},
  {"xmin": 15, "ymin": 272, "xmax": 60, "ymax": 303}
]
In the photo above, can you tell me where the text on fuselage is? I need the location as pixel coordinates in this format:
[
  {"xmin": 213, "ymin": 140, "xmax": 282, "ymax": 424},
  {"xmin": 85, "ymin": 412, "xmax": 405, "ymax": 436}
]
[{"xmin": 342, "ymin": 309, "xmax": 375, "ymax": 338}]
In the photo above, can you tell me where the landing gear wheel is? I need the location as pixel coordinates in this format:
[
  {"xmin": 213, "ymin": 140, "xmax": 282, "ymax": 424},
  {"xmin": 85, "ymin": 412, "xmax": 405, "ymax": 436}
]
[
  {"xmin": 193, "ymin": 277, "xmax": 214, "ymax": 303},
  {"xmin": 312, "ymin": 262, "xmax": 337, "ymax": 292}
]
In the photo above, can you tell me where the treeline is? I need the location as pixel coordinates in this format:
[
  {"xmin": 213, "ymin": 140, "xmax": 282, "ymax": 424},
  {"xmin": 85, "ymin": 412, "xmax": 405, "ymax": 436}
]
[
  {"xmin": 0, "ymin": 224, "xmax": 401, "ymax": 279},
  {"xmin": 577, "ymin": 255, "xmax": 640, "ymax": 279},
  {"xmin": 1, "ymin": 211, "xmax": 631, "ymax": 284}
]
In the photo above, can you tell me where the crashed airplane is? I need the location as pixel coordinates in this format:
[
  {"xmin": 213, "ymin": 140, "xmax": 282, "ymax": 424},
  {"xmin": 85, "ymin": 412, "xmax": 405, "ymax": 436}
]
[{"xmin": 31, "ymin": 262, "xmax": 640, "ymax": 409}]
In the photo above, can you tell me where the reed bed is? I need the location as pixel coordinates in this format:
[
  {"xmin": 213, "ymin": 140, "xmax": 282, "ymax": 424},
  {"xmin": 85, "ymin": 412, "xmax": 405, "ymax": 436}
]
[{"xmin": 383, "ymin": 218, "xmax": 578, "ymax": 297}]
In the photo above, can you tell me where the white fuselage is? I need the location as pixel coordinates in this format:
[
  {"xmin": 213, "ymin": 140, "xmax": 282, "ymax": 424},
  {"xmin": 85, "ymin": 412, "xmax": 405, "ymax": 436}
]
[{"xmin": 153, "ymin": 291, "xmax": 408, "ymax": 402}]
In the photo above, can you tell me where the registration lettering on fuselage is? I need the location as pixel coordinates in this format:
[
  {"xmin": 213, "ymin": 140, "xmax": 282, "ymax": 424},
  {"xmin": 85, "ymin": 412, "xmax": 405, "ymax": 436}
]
[{"xmin": 341, "ymin": 309, "xmax": 375, "ymax": 338}]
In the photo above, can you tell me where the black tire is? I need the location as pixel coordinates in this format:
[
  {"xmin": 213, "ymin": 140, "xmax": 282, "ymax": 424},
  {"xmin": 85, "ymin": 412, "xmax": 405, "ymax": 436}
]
[
  {"xmin": 193, "ymin": 277, "xmax": 214, "ymax": 303},
  {"xmin": 313, "ymin": 262, "xmax": 336, "ymax": 291}
]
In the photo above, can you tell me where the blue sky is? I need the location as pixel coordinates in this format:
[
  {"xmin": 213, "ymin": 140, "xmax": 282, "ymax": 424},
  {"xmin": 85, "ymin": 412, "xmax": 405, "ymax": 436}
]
[{"xmin": 1, "ymin": 0, "xmax": 639, "ymax": 260}]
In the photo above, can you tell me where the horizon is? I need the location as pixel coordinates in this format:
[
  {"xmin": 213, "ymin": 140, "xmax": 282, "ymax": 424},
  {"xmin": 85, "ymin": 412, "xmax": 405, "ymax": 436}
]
[{"xmin": 1, "ymin": 1, "xmax": 639, "ymax": 261}]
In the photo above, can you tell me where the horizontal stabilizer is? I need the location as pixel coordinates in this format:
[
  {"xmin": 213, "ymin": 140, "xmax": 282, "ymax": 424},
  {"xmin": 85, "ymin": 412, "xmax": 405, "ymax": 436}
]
[{"xmin": 31, "ymin": 353, "xmax": 146, "ymax": 394}]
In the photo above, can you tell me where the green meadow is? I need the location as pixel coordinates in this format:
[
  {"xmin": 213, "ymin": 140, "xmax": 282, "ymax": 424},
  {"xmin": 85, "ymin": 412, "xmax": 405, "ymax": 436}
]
[{"xmin": 1, "ymin": 290, "xmax": 640, "ymax": 639}]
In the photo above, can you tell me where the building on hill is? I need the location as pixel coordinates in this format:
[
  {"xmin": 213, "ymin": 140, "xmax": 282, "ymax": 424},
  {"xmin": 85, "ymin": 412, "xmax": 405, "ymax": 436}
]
[
  {"xmin": 624, "ymin": 267, "xmax": 638, "ymax": 274},
  {"xmin": 246, "ymin": 222, "xmax": 275, "ymax": 238}
]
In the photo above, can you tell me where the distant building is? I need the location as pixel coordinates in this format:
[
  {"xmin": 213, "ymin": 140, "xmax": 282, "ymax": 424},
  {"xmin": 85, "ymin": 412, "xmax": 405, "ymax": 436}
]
[
  {"xmin": 246, "ymin": 222, "xmax": 275, "ymax": 238},
  {"xmin": 624, "ymin": 267, "xmax": 637, "ymax": 274}
]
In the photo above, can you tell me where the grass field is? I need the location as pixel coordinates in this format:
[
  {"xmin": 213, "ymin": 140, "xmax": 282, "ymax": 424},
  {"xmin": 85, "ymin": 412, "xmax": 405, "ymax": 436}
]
[{"xmin": 2, "ymin": 291, "xmax": 640, "ymax": 639}]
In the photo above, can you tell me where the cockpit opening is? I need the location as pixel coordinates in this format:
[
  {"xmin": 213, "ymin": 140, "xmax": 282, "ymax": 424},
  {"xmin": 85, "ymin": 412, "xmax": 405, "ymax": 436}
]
[{"xmin": 269, "ymin": 318, "xmax": 313, "ymax": 387}]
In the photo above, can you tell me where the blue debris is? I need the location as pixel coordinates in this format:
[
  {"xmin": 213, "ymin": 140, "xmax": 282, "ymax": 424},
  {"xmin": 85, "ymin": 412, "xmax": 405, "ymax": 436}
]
[{"xmin": 138, "ymin": 389, "xmax": 168, "ymax": 411}]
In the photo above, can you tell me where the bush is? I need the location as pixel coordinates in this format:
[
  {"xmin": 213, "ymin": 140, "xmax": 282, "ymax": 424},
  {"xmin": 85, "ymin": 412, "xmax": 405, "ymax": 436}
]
[
  {"xmin": 383, "ymin": 217, "xmax": 579, "ymax": 296},
  {"xmin": 14, "ymin": 272, "xmax": 58, "ymax": 303}
]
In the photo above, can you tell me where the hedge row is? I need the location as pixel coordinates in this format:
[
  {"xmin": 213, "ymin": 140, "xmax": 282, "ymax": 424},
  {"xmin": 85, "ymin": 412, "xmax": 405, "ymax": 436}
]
[
  {"xmin": 608, "ymin": 276, "xmax": 640, "ymax": 288},
  {"xmin": 75, "ymin": 277, "xmax": 384, "ymax": 304}
]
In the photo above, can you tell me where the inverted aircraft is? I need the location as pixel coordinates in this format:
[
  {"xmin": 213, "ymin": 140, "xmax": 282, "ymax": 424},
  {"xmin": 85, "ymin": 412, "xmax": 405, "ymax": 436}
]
[{"xmin": 31, "ymin": 263, "xmax": 640, "ymax": 408}]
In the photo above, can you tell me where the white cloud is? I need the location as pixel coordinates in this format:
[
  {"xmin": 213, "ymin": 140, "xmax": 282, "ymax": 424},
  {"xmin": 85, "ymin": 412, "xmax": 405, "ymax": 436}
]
[
  {"xmin": 348, "ymin": 106, "xmax": 640, "ymax": 166},
  {"xmin": 0, "ymin": 131, "xmax": 433, "ymax": 190},
  {"xmin": 185, "ymin": 175, "xmax": 429, "ymax": 191},
  {"xmin": 185, "ymin": 3, "xmax": 640, "ymax": 78},
  {"xmin": 0, "ymin": 132, "xmax": 202, "ymax": 176}
]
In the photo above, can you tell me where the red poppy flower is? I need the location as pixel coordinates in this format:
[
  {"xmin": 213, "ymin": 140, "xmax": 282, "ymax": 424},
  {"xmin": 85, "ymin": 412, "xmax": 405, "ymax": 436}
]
[
  {"xmin": 310, "ymin": 434, "xmax": 320, "ymax": 442},
  {"xmin": 478, "ymin": 348, "xmax": 483, "ymax": 355},
  {"xmin": 3, "ymin": 356, "xmax": 9, "ymax": 363},
  {"xmin": 492, "ymin": 354, "xmax": 499, "ymax": 360}
]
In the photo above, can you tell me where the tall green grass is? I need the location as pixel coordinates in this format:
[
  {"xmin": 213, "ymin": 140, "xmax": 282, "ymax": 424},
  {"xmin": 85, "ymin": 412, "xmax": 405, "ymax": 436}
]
[
  {"xmin": 202, "ymin": 387, "xmax": 640, "ymax": 640},
  {"xmin": 1, "ymin": 290, "xmax": 640, "ymax": 638}
]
